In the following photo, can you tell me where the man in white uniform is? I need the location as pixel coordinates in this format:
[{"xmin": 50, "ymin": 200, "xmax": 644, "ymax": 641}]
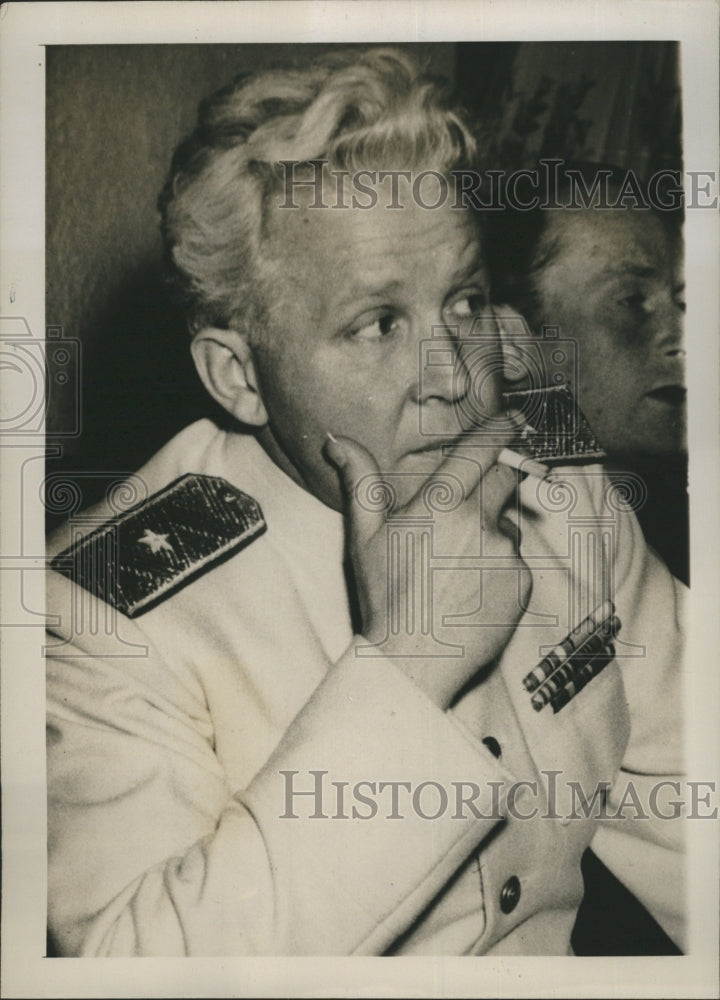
[{"xmin": 46, "ymin": 47, "xmax": 685, "ymax": 957}]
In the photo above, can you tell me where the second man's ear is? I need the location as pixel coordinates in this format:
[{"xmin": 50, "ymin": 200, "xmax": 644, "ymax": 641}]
[
  {"xmin": 190, "ymin": 327, "xmax": 269, "ymax": 427},
  {"xmin": 493, "ymin": 304, "xmax": 535, "ymax": 383}
]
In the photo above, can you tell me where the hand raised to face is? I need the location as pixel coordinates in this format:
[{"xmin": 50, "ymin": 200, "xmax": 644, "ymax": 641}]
[{"xmin": 325, "ymin": 416, "xmax": 531, "ymax": 711}]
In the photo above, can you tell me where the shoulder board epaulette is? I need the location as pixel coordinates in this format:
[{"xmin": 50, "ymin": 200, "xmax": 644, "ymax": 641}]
[
  {"xmin": 503, "ymin": 384, "xmax": 607, "ymax": 464},
  {"xmin": 51, "ymin": 473, "xmax": 266, "ymax": 618}
]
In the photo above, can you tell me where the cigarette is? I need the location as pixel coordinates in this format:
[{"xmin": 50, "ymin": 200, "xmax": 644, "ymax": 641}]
[{"xmin": 498, "ymin": 448, "xmax": 549, "ymax": 480}]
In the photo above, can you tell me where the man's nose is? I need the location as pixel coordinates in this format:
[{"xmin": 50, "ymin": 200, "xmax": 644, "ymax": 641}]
[
  {"xmin": 653, "ymin": 299, "xmax": 685, "ymax": 363},
  {"xmin": 416, "ymin": 332, "xmax": 472, "ymax": 406},
  {"xmin": 414, "ymin": 315, "xmax": 505, "ymax": 429}
]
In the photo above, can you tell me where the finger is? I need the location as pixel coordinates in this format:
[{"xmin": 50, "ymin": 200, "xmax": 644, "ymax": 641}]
[
  {"xmin": 453, "ymin": 311, "xmax": 529, "ymax": 441},
  {"xmin": 493, "ymin": 304, "xmax": 533, "ymax": 339},
  {"xmin": 493, "ymin": 304, "xmax": 535, "ymax": 385},
  {"xmin": 323, "ymin": 433, "xmax": 388, "ymax": 545}
]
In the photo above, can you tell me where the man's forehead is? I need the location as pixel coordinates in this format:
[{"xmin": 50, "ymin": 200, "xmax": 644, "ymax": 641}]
[
  {"xmin": 266, "ymin": 193, "xmax": 483, "ymax": 264},
  {"xmin": 546, "ymin": 209, "xmax": 676, "ymax": 273}
]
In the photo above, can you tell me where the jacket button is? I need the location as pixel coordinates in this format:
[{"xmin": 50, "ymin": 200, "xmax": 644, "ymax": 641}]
[
  {"xmin": 500, "ymin": 875, "xmax": 521, "ymax": 914},
  {"xmin": 482, "ymin": 736, "xmax": 502, "ymax": 759}
]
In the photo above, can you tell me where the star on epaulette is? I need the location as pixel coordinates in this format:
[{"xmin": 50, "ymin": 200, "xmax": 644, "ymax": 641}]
[{"xmin": 51, "ymin": 474, "xmax": 266, "ymax": 617}]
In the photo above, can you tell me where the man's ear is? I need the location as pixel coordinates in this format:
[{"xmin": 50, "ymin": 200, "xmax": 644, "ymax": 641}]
[
  {"xmin": 493, "ymin": 304, "xmax": 535, "ymax": 383},
  {"xmin": 190, "ymin": 327, "xmax": 268, "ymax": 427}
]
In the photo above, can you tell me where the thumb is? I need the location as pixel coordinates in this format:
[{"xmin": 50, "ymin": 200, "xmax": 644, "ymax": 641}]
[
  {"xmin": 323, "ymin": 432, "xmax": 390, "ymax": 545},
  {"xmin": 494, "ymin": 304, "xmax": 533, "ymax": 384}
]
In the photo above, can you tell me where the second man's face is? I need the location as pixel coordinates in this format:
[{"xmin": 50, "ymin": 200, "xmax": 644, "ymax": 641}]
[
  {"xmin": 251, "ymin": 193, "xmax": 508, "ymax": 511},
  {"xmin": 533, "ymin": 209, "xmax": 686, "ymax": 459}
]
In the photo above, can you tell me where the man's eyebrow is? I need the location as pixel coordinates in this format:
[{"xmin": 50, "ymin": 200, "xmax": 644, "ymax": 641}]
[
  {"xmin": 598, "ymin": 263, "xmax": 660, "ymax": 280},
  {"xmin": 332, "ymin": 278, "xmax": 404, "ymax": 311},
  {"xmin": 332, "ymin": 242, "xmax": 486, "ymax": 311}
]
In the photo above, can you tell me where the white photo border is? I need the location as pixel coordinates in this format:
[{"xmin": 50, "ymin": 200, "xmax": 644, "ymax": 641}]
[{"xmin": 1, "ymin": 2, "xmax": 718, "ymax": 997}]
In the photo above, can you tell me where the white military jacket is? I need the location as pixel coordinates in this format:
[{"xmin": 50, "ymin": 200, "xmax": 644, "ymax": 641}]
[{"xmin": 46, "ymin": 420, "xmax": 685, "ymax": 956}]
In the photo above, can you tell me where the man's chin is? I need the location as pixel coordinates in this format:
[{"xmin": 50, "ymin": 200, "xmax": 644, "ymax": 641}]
[
  {"xmin": 602, "ymin": 408, "xmax": 687, "ymax": 464},
  {"xmin": 606, "ymin": 439, "xmax": 688, "ymax": 468}
]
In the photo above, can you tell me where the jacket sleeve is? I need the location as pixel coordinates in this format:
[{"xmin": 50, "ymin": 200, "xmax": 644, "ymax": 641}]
[{"xmin": 46, "ymin": 568, "xmax": 510, "ymax": 957}]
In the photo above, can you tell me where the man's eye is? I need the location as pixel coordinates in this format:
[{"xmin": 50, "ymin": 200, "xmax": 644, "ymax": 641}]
[
  {"xmin": 352, "ymin": 313, "xmax": 399, "ymax": 341},
  {"xmin": 448, "ymin": 293, "xmax": 489, "ymax": 319},
  {"xmin": 617, "ymin": 293, "xmax": 647, "ymax": 310}
]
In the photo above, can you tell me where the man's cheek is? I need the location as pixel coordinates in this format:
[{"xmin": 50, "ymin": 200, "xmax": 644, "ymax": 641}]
[
  {"xmin": 596, "ymin": 309, "xmax": 653, "ymax": 352},
  {"xmin": 577, "ymin": 326, "xmax": 627, "ymax": 376}
]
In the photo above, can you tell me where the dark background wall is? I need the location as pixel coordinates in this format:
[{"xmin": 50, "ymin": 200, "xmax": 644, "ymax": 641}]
[{"xmin": 45, "ymin": 41, "xmax": 681, "ymax": 522}]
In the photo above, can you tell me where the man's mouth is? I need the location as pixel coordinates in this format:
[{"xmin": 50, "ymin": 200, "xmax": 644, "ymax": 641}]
[
  {"xmin": 410, "ymin": 436, "xmax": 464, "ymax": 454},
  {"xmin": 645, "ymin": 385, "xmax": 686, "ymax": 406}
]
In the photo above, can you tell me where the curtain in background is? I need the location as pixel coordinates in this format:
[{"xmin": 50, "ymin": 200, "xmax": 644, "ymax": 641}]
[{"xmin": 457, "ymin": 41, "xmax": 682, "ymax": 177}]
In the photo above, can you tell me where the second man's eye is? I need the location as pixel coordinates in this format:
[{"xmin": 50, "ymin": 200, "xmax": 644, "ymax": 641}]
[{"xmin": 617, "ymin": 292, "xmax": 647, "ymax": 310}]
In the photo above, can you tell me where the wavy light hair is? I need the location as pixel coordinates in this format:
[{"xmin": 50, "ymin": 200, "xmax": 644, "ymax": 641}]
[{"xmin": 159, "ymin": 47, "xmax": 477, "ymax": 338}]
